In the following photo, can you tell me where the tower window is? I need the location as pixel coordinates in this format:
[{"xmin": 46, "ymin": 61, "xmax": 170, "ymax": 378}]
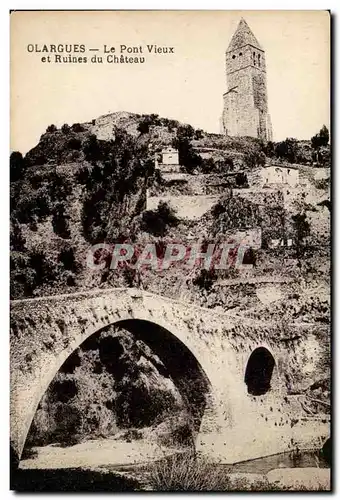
[
  {"xmin": 258, "ymin": 54, "xmax": 261, "ymax": 67},
  {"xmin": 232, "ymin": 55, "xmax": 236, "ymax": 59},
  {"xmin": 239, "ymin": 52, "xmax": 243, "ymax": 56}
]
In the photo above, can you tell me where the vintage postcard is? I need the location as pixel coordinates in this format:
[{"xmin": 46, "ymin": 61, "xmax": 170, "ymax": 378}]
[{"xmin": 10, "ymin": 10, "xmax": 331, "ymax": 491}]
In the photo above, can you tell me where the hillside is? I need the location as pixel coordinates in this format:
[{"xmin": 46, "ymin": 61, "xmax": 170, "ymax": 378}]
[
  {"xmin": 10, "ymin": 112, "xmax": 330, "ymax": 307},
  {"xmin": 10, "ymin": 112, "xmax": 330, "ymax": 319},
  {"xmin": 10, "ymin": 112, "xmax": 330, "ymax": 452}
]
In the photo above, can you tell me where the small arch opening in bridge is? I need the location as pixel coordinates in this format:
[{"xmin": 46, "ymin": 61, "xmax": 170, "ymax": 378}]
[{"xmin": 244, "ymin": 347, "xmax": 275, "ymax": 396}]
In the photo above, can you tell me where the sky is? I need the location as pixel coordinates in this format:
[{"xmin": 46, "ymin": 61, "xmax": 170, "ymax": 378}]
[{"xmin": 10, "ymin": 10, "xmax": 330, "ymax": 154}]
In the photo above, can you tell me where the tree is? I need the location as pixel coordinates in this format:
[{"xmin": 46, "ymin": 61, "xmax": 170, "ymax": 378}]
[
  {"xmin": 311, "ymin": 125, "xmax": 329, "ymax": 150},
  {"xmin": 52, "ymin": 204, "xmax": 71, "ymax": 239},
  {"xmin": 61, "ymin": 124, "xmax": 71, "ymax": 134},
  {"xmin": 319, "ymin": 125, "xmax": 330, "ymax": 146},
  {"xmin": 263, "ymin": 141, "xmax": 275, "ymax": 158},
  {"xmin": 193, "ymin": 269, "xmax": 217, "ymax": 291},
  {"xmin": 10, "ymin": 219, "xmax": 26, "ymax": 251},
  {"xmin": 172, "ymin": 128, "xmax": 202, "ymax": 174},
  {"xmin": 275, "ymin": 138, "xmax": 298, "ymax": 163},
  {"xmin": 235, "ymin": 172, "xmax": 249, "ymax": 187},
  {"xmin": 82, "ymin": 134, "xmax": 102, "ymax": 163},
  {"xmin": 10, "ymin": 151, "xmax": 25, "ymax": 182},
  {"xmin": 141, "ymin": 201, "xmax": 179, "ymax": 237},
  {"xmin": 292, "ymin": 213, "xmax": 310, "ymax": 257},
  {"xmin": 71, "ymin": 123, "xmax": 84, "ymax": 132},
  {"xmin": 243, "ymin": 147, "xmax": 266, "ymax": 169},
  {"xmin": 46, "ymin": 124, "xmax": 57, "ymax": 133},
  {"xmin": 58, "ymin": 247, "xmax": 77, "ymax": 272},
  {"xmin": 177, "ymin": 124, "xmax": 195, "ymax": 140},
  {"xmin": 137, "ymin": 118, "xmax": 151, "ymax": 134},
  {"xmin": 67, "ymin": 137, "xmax": 82, "ymax": 150},
  {"xmin": 225, "ymin": 157, "xmax": 234, "ymax": 170},
  {"xmin": 194, "ymin": 129, "xmax": 204, "ymax": 140}
]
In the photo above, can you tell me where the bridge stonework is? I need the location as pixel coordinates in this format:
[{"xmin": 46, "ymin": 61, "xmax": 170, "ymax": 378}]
[{"xmin": 10, "ymin": 288, "xmax": 329, "ymax": 464}]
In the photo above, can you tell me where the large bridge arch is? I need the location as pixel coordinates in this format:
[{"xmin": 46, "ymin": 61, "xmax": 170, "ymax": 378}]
[
  {"xmin": 23, "ymin": 317, "xmax": 214, "ymax": 455},
  {"xmin": 11, "ymin": 293, "xmax": 224, "ymax": 460}
]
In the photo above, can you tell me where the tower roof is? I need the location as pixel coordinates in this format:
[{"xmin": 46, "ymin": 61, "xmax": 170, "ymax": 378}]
[{"xmin": 227, "ymin": 18, "xmax": 263, "ymax": 52}]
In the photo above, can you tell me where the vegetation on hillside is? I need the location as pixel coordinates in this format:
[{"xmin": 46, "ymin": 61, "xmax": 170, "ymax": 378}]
[
  {"xmin": 10, "ymin": 114, "xmax": 330, "ymax": 300},
  {"xmin": 10, "ymin": 122, "xmax": 153, "ymax": 298}
]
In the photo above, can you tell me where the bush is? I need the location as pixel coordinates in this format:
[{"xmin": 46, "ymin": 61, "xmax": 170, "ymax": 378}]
[
  {"xmin": 29, "ymin": 250, "xmax": 56, "ymax": 288},
  {"xmin": 243, "ymin": 147, "xmax": 266, "ymax": 169},
  {"xmin": 200, "ymin": 157, "xmax": 216, "ymax": 174},
  {"xmin": 149, "ymin": 453, "xmax": 232, "ymax": 491},
  {"xmin": 137, "ymin": 119, "xmax": 151, "ymax": 134},
  {"xmin": 82, "ymin": 134, "xmax": 102, "ymax": 163},
  {"xmin": 193, "ymin": 269, "xmax": 217, "ymax": 290},
  {"xmin": 58, "ymin": 247, "xmax": 77, "ymax": 272},
  {"xmin": 141, "ymin": 201, "xmax": 179, "ymax": 237},
  {"xmin": 52, "ymin": 204, "xmax": 71, "ymax": 239},
  {"xmin": 275, "ymin": 138, "xmax": 298, "ymax": 163},
  {"xmin": 61, "ymin": 124, "xmax": 71, "ymax": 134},
  {"xmin": 67, "ymin": 137, "xmax": 82, "ymax": 150},
  {"xmin": 210, "ymin": 195, "xmax": 259, "ymax": 234},
  {"xmin": 311, "ymin": 125, "xmax": 329, "ymax": 149},
  {"xmin": 71, "ymin": 123, "xmax": 84, "ymax": 132},
  {"xmin": 46, "ymin": 124, "xmax": 57, "ymax": 133}
]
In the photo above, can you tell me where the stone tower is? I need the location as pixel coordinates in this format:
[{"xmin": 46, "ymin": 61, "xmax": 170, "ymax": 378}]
[{"xmin": 221, "ymin": 18, "xmax": 272, "ymax": 141}]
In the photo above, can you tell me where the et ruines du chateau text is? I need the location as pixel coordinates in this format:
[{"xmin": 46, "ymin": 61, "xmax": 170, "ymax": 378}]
[{"xmin": 26, "ymin": 44, "xmax": 175, "ymax": 64}]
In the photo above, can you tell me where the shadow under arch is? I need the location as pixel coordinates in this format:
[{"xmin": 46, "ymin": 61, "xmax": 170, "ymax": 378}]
[
  {"xmin": 244, "ymin": 346, "xmax": 276, "ymax": 396},
  {"xmin": 114, "ymin": 319, "xmax": 212, "ymax": 433},
  {"xmin": 23, "ymin": 318, "xmax": 212, "ymax": 455}
]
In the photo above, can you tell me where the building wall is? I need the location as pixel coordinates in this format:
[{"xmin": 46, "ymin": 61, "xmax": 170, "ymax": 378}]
[
  {"xmin": 147, "ymin": 189, "xmax": 284, "ymax": 220},
  {"xmin": 262, "ymin": 167, "xmax": 299, "ymax": 187},
  {"xmin": 162, "ymin": 148, "xmax": 179, "ymax": 165},
  {"xmin": 158, "ymin": 164, "xmax": 181, "ymax": 173}
]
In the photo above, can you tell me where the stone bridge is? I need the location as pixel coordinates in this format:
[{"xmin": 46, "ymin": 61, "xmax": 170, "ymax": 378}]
[{"xmin": 10, "ymin": 287, "xmax": 330, "ymax": 465}]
